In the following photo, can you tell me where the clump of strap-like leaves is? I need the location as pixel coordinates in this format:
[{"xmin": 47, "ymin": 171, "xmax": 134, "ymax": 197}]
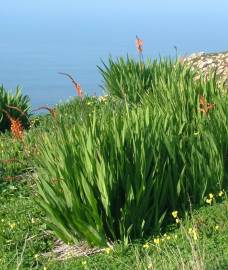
[
  {"xmin": 0, "ymin": 85, "xmax": 30, "ymax": 132},
  {"xmin": 35, "ymin": 58, "xmax": 228, "ymax": 247}
]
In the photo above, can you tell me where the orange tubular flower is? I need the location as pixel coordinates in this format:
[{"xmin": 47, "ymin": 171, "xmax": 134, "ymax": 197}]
[
  {"xmin": 199, "ymin": 95, "xmax": 215, "ymax": 115},
  {"xmin": 76, "ymin": 83, "xmax": 84, "ymax": 99},
  {"xmin": 10, "ymin": 118, "xmax": 24, "ymax": 140},
  {"xmin": 135, "ymin": 35, "xmax": 143, "ymax": 53},
  {"xmin": 58, "ymin": 72, "xmax": 84, "ymax": 99}
]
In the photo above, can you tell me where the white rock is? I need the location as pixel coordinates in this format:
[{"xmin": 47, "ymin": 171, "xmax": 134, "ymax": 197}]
[{"xmin": 189, "ymin": 52, "xmax": 205, "ymax": 58}]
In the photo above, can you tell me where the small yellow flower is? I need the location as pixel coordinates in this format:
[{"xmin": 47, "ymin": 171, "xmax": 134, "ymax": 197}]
[
  {"xmin": 188, "ymin": 228, "xmax": 198, "ymax": 240},
  {"xmin": 193, "ymin": 234, "xmax": 198, "ymax": 240},
  {"xmin": 82, "ymin": 260, "xmax": 87, "ymax": 265},
  {"xmin": 31, "ymin": 218, "xmax": 35, "ymax": 224},
  {"xmin": 166, "ymin": 235, "xmax": 171, "ymax": 240},
  {"xmin": 192, "ymin": 231, "xmax": 198, "ymax": 240},
  {"xmin": 104, "ymin": 247, "xmax": 112, "ymax": 254},
  {"xmin": 218, "ymin": 191, "xmax": 224, "ymax": 197},
  {"xmin": 175, "ymin": 218, "xmax": 180, "ymax": 224},
  {"xmin": 174, "ymin": 234, "xmax": 178, "ymax": 239},
  {"xmin": 43, "ymin": 267, "xmax": 47, "ymax": 270},
  {"xmin": 171, "ymin": 211, "xmax": 178, "ymax": 218},
  {"xmin": 143, "ymin": 243, "xmax": 149, "ymax": 249},
  {"xmin": 209, "ymin": 193, "xmax": 214, "ymax": 199},
  {"xmin": 206, "ymin": 198, "xmax": 212, "ymax": 205},
  {"xmin": 9, "ymin": 222, "xmax": 16, "ymax": 229},
  {"xmin": 153, "ymin": 238, "xmax": 160, "ymax": 245},
  {"xmin": 34, "ymin": 254, "xmax": 39, "ymax": 260},
  {"xmin": 215, "ymin": 225, "xmax": 219, "ymax": 230}
]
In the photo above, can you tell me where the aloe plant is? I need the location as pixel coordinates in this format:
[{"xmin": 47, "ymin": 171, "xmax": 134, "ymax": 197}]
[{"xmin": 0, "ymin": 85, "xmax": 30, "ymax": 132}]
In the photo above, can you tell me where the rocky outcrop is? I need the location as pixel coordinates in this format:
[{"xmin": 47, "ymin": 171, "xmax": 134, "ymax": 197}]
[{"xmin": 180, "ymin": 51, "xmax": 228, "ymax": 88}]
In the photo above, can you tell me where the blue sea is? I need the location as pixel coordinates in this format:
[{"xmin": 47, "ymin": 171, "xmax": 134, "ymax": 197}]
[{"xmin": 0, "ymin": 0, "xmax": 227, "ymax": 108}]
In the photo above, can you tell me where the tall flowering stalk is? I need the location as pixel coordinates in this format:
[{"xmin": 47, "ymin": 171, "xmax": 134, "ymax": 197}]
[
  {"xmin": 135, "ymin": 35, "xmax": 143, "ymax": 54},
  {"xmin": 76, "ymin": 83, "xmax": 84, "ymax": 98},
  {"xmin": 136, "ymin": 35, "xmax": 144, "ymax": 61},
  {"xmin": 32, "ymin": 106, "xmax": 57, "ymax": 118},
  {"xmin": 59, "ymin": 72, "xmax": 84, "ymax": 99},
  {"xmin": 135, "ymin": 35, "xmax": 144, "ymax": 67}
]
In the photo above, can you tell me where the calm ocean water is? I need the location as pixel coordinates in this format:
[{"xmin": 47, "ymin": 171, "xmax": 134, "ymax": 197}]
[{"xmin": 0, "ymin": 1, "xmax": 227, "ymax": 108}]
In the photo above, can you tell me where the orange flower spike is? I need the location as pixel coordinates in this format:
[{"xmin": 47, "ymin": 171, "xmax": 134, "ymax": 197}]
[
  {"xmin": 135, "ymin": 35, "xmax": 143, "ymax": 53},
  {"xmin": 199, "ymin": 95, "xmax": 206, "ymax": 113},
  {"xmin": 50, "ymin": 108, "xmax": 57, "ymax": 118},
  {"xmin": 10, "ymin": 118, "xmax": 24, "ymax": 140},
  {"xmin": 199, "ymin": 95, "xmax": 215, "ymax": 114},
  {"xmin": 76, "ymin": 83, "xmax": 84, "ymax": 99},
  {"xmin": 58, "ymin": 72, "xmax": 84, "ymax": 99}
]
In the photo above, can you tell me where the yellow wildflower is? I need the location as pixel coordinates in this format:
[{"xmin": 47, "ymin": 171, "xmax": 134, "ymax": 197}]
[
  {"xmin": 34, "ymin": 254, "xmax": 39, "ymax": 260},
  {"xmin": 154, "ymin": 238, "xmax": 160, "ymax": 245},
  {"xmin": 192, "ymin": 230, "xmax": 198, "ymax": 240},
  {"xmin": 188, "ymin": 228, "xmax": 198, "ymax": 240},
  {"xmin": 143, "ymin": 243, "xmax": 149, "ymax": 249},
  {"xmin": 175, "ymin": 218, "xmax": 180, "ymax": 224},
  {"xmin": 171, "ymin": 211, "xmax": 178, "ymax": 218},
  {"xmin": 215, "ymin": 225, "xmax": 219, "ymax": 230},
  {"xmin": 31, "ymin": 218, "xmax": 35, "ymax": 224},
  {"xmin": 206, "ymin": 198, "xmax": 212, "ymax": 205},
  {"xmin": 218, "ymin": 191, "xmax": 224, "ymax": 197},
  {"xmin": 104, "ymin": 247, "xmax": 112, "ymax": 254},
  {"xmin": 82, "ymin": 261, "xmax": 87, "ymax": 265},
  {"xmin": 166, "ymin": 235, "xmax": 171, "ymax": 240},
  {"xmin": 209, "ymin": 193, "xmax": 214, "ymax": 199},
  {"xmin": 9, "ymin": 222, "xmax": 16, "ymax": 229}
]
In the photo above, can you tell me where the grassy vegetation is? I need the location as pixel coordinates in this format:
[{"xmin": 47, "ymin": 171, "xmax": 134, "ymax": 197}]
[
  {"xmin": 0, "ymin": 178, "xmax": 227, "ymax": 269},
  {"xmin": 1, "ymin": 56, "xmax": 228, "ymax": 269}
]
